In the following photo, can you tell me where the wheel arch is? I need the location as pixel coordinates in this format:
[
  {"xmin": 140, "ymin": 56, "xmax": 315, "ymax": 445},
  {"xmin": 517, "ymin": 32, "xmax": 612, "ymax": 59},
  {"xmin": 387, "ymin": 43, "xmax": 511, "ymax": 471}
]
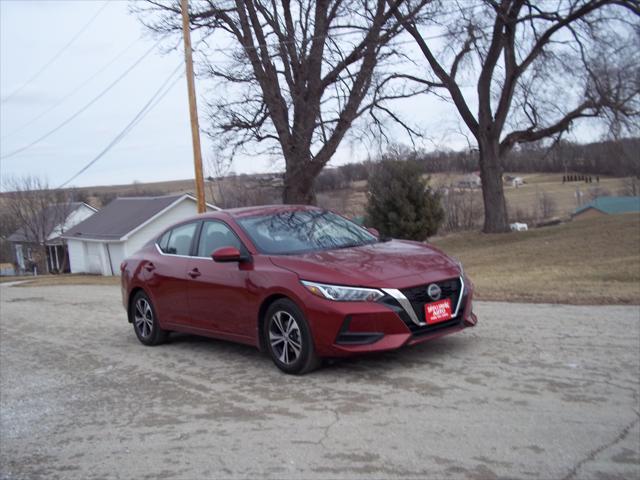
[
  {"xmin": 127, "ymin": 287, "xmax": 147, "ymax": 323},
  {"xmin": 257, "ymin": 292, "xmax": 312, "ymax": 352}
]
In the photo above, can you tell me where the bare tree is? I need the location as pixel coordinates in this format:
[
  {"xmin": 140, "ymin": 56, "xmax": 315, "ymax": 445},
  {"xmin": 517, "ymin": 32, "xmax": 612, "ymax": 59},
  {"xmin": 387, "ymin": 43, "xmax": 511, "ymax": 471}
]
[
  {"xmin": 538, "ymin": 191, "xmax": 557, "ymax": 219},
  {"xmin": 205, "ymin": 155, "xmax": 233, "ymax": 206},
  {"xmin": 393, "ymin": 0, "xmax": 639, "ymax": 232},
  {"xmin": 138, "ymin": 0, "xmax": 430, "ymax": 203},
  {"xmin": 587, "ymin": 185, "xmax": 611, "ymax": 200},
  {"xmin": 2, "ymin": 176, "xmax": 75, "ymax": 274},
  {"xmin": 224, "ymin": 174, "xmax": 282, "ymax": 207},
  {"xmin": 0, "ymin": 211, "xmax": 20, "ymax": 266},
  {"xmin": 619, "ymin": 177, "xmax": 639, "ymax": 196},
  {"xmin": 442, "ymin": 186, "xmax": 483, "ymax": 231}
]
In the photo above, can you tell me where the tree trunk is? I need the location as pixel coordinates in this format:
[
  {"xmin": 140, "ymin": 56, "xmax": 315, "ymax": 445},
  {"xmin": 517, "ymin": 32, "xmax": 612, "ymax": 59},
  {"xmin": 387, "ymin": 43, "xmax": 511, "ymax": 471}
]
[
  {"xmin": 478, "ymin": 136, "xmax": 510, "ymax": 233},
  {"xmin": 282, "ymin": 168, "xmax": 317, "ymax": 204}
]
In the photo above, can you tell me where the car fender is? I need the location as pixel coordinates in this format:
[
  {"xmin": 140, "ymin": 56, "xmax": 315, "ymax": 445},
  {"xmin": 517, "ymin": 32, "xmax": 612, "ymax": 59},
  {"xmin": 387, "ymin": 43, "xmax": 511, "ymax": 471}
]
[{"xmin": 255, "ymin": 283, "xmax": 317, "ymax": 348}]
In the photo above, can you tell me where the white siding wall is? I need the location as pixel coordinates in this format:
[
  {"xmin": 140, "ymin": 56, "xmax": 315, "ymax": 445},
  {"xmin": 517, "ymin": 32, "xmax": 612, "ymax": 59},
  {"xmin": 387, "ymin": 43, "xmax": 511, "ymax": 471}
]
[
  {"xmin": 67, "ymin": 239, "xmax": 86, "ymax": 273},
  {"xmin": 123, "ymin": 199, "xmax": 211, "ymax": 257},
  {"xmin": 68, "ymin": 240, "xmax": 107, "ymax": 275},
  {"xmin": 105, "ymin": 243, "xmax": 125, "ymax": 276},
  {"xmin": 85, "ymin": 242, "xmax": 106, "ymax": 274}
]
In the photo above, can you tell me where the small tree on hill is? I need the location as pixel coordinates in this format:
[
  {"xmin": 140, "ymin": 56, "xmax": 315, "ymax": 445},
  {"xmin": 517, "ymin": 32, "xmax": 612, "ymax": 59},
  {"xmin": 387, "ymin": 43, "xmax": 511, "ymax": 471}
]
[{"xmin": 365, "ymin": 158, "xmax": 444, "ymax": 240}]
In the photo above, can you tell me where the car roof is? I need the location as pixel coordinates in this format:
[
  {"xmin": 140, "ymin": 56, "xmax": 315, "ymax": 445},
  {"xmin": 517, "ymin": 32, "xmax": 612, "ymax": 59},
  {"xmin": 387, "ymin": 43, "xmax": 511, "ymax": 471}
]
[
  {"xmin": 203, "ymin": 204, "xmax": 322, "ymax": 220},
  {"xmin": 163, "ymin": 205, "xmax": 325, "ymax": 233}
]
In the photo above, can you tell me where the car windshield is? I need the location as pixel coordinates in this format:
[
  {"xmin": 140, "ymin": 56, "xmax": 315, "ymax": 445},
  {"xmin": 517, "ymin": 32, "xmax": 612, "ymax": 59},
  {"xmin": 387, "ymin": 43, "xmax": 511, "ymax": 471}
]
[{"xmin": 237, "ymin": 210, "xmax": 377, "ymax": 254}]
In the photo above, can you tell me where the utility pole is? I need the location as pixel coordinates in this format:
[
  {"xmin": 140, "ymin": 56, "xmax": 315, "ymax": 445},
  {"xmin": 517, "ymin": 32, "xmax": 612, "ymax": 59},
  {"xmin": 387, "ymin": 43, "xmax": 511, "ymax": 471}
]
[{"xmin": 180, "ymin": 0, "xmax": 206, "ymax": 213}]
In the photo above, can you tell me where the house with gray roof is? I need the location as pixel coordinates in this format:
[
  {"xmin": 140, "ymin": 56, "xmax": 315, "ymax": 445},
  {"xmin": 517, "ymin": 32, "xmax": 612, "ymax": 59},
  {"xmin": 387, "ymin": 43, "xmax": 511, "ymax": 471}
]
[
  {"xmin": 62, "ymin": 194, "xmax": 218, "ymax": 275},
  {"xmin": 572, "ymin": 196, "xmax": 640, "ymax": 221}
]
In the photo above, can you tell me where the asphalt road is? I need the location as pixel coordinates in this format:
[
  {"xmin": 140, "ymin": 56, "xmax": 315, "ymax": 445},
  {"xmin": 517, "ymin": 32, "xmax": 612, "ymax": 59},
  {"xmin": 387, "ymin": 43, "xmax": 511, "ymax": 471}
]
[{"xmin": 1, "ymin": 284, "xmax": 639, "ymax": 480}]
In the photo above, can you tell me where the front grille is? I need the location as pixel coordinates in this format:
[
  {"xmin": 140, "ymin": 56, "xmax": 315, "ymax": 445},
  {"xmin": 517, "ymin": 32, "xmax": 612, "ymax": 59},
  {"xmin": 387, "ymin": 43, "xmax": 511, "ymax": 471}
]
[{"xmin": 400, "ymin": 278, "xmax": 462, "ymax": 324}]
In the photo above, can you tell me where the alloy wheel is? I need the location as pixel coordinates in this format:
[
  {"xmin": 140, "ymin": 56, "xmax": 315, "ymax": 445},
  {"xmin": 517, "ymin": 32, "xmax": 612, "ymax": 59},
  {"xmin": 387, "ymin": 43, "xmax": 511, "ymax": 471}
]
[
  {"xmin": 269, "ymin": 311, "xmax": 302, "ymax": 365},
  {"xmin": 134, "ymin": 298, "xmax": 154, "ymax": 339}
]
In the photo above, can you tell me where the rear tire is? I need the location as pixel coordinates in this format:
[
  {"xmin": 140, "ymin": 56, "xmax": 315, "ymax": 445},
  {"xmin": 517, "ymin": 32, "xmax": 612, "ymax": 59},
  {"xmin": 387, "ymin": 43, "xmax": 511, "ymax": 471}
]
[
  {"xmin": 130, "ymin": 291, "xmax": 168, "ymax": 346},
  {"xmin": 264, "ymin": 299, "xmax": 320, "ymax": 375}
]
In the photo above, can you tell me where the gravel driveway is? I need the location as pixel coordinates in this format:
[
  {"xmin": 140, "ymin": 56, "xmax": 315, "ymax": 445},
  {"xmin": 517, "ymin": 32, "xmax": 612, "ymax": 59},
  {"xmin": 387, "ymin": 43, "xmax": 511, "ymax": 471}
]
[{"xmin": 1, "ymin": 284, "xmax": 638, "ymax": 479}]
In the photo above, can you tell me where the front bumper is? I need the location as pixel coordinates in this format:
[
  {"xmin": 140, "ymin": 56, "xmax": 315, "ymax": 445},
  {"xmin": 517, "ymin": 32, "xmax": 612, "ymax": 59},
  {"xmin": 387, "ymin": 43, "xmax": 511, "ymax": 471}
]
[{"xmin": 304, "ymin": 277, "xmax": 477, "ymax": 357}]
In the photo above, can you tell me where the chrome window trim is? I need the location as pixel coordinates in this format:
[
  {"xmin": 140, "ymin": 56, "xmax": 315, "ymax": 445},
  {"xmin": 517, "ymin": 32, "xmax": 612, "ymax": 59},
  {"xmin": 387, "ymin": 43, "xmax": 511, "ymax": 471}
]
[
  {"xmin": 154, "ymin": 243, "xmax": 193, "ymax": 259},
  {"xmin": 382, "ymin": 276, "xmax": 465, "ymax": 327}
]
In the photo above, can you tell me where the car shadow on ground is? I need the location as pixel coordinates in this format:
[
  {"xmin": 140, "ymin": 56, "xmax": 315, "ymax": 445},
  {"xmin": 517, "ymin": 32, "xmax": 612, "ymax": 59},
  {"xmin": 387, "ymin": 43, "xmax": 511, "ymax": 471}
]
[{"xmin": 163, "ymin": 331, "xmax": 475, "ymax": 376}]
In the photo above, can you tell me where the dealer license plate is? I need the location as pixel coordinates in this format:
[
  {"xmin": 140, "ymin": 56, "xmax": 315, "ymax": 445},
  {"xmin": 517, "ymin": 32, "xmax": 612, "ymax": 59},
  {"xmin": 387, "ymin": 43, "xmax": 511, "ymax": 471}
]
[{"xmin": 424, "ymin": 298, "xmax": 453, "ymax": 324}]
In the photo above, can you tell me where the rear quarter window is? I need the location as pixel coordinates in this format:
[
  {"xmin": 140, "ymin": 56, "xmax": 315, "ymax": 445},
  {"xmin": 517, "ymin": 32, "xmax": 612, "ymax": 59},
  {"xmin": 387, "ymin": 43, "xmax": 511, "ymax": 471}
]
[{"xmin": 157, "ymin": 231, "xmax": 171, "ymax": 253}]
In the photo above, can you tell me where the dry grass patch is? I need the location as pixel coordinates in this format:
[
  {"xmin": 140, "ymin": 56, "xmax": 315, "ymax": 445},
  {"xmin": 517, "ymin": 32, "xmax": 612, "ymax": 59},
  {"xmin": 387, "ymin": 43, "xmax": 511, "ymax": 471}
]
[
  {"xmin": 5, "ymin": 274, "xmax": 120, "ymax": 287},
  {"xmin": 432, "ymin": 213, "xmax": 640, "ymax": 305}
]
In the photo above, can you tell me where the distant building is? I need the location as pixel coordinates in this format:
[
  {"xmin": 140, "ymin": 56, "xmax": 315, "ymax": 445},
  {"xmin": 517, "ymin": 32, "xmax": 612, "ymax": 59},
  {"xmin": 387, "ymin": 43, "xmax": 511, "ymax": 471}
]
[
  {"xmin": 0, "ymin": 263, "xmax": 16, "ymax": 276},
  {"xmin": 504, "ymin": 175, "xmax": 524, "ymax": 187},
  {"xmin": 62, "ymin": 194, "xmax": 218, "ymax": 276},
  {"xmin": 457, "ymin": 173, "xmax": 481, "ymax": 189},
  {"xmin": 510, "ymin": 222, "xmax": 528, "ymax": 232},
  {"xmin": 8, "ymin": 202, "xmax": 97, "ymax": 274},
  {"xmin": 572, "ymin": 196, "xmax": 640, "ymax": 221}
]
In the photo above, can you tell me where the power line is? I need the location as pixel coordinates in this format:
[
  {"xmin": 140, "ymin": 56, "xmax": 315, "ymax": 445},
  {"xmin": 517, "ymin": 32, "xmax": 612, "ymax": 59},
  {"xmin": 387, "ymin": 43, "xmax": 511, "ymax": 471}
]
[
  {"xmin": 0, "ymin": 39, "xmax": 162, "ymax": 160},
  {"xmin": 1, "ymin": 35, "xmax": 144, "ymax": 140},
  {"xmin": 1, "ymin": 1, "xmax": 110, "ymax": 104},
  {"xmin": 58, "ymin": 63, "xmax": 184, "ymax": 189}
]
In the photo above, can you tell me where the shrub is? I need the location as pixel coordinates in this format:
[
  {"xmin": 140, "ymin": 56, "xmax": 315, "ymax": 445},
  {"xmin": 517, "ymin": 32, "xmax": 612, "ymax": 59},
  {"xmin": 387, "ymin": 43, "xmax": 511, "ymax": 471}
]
[{"xmin": 365, "ymin": 159, "xmax": 444, "ymax": 240}]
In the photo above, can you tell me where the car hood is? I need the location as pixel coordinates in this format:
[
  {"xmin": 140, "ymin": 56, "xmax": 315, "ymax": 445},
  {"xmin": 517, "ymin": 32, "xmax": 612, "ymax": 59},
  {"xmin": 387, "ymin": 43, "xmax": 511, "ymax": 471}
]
[{"xmin": 268, "ymin": 240, "xmax": 461, "ymax": 289}]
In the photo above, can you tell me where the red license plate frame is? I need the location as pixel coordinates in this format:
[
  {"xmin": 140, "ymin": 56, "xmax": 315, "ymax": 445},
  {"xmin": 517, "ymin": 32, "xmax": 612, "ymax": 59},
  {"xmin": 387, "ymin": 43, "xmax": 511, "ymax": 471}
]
[{"xmin": 424, "ymin": 298, "xmax": 453, "ymax": 324}]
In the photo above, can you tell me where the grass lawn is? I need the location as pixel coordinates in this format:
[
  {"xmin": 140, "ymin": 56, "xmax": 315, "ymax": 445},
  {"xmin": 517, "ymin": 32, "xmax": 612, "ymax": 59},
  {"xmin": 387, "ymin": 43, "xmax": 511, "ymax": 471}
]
[{"xmin": 432, "ymin": 213, "xmax": 640, "ymax": 305}]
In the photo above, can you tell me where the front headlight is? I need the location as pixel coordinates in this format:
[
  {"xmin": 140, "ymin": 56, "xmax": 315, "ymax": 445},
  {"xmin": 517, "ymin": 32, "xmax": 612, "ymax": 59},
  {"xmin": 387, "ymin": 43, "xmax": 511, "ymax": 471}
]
[{"xmin": 301, "ymin": 280, "xmax": 384, "ymax": 302}]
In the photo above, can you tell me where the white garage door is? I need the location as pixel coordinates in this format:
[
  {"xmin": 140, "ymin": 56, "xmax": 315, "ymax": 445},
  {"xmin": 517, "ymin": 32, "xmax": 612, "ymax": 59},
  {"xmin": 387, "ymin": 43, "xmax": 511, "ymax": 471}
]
[{"xmin": 85, "ymin": 242, "xmax": 103, "ymax": 274}]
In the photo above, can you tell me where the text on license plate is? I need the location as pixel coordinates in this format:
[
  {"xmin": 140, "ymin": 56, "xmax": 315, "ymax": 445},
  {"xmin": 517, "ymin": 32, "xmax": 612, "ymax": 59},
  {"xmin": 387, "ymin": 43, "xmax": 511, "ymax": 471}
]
[{"xmin": 425, "ymin": 298, "xmax": 452, "ymax": 324}]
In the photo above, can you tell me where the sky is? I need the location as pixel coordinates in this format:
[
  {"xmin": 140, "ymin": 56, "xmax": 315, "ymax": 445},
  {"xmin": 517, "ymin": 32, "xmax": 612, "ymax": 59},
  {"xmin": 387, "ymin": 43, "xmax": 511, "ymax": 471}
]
[{"xmin": 0, "ymin": 0, "xmax": 604, "ymax": 190}]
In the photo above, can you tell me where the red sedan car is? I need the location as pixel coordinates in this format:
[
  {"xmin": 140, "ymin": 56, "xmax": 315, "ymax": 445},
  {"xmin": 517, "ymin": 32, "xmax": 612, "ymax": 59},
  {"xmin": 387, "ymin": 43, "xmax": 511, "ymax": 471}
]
[{"xmin": 121, "ymin": 205, "xmax": 477, "ymax": 374}]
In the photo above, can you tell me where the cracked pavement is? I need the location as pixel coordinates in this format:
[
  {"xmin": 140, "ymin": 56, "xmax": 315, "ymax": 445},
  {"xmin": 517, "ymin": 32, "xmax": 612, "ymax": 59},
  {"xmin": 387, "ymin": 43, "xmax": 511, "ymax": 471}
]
[{"xmin": 1, "ymin": 284, "xmax": 639, "ymax": 479}]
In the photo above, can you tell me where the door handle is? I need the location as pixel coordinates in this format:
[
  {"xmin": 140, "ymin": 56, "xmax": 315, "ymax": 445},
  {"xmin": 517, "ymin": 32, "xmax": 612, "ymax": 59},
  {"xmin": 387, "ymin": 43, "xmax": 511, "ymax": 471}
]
[
  {"xmin": 188, "ymin": 268, "xmax": 201, "ymax": 278},
  {"xmin": 145, "ymin": 263, "xmax": 156, "ymax": 272}
]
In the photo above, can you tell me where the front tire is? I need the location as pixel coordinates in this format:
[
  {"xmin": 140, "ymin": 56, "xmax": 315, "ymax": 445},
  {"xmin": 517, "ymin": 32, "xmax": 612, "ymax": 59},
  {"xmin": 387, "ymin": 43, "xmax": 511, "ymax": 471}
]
[
  {"xmin": 130, "ymin": 291, "xmax": 168, "ymax": 346},
  {"xmin": 264, "ymin": 299, "xmax": 320, "ymax": 375}
]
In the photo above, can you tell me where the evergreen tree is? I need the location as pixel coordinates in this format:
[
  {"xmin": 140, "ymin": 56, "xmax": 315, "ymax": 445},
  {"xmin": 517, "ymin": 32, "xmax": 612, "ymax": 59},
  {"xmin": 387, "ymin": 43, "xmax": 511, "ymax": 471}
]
[{"xmin": 365, "ymin": 159, "xmax": 444, "ymax": 241}]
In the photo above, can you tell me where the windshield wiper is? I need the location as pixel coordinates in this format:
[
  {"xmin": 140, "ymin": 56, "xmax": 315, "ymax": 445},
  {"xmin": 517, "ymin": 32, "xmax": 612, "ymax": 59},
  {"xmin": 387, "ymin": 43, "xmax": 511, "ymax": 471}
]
[{"xmin": 335, "ymin": 242, "xmax": 364, "ymax": 249}]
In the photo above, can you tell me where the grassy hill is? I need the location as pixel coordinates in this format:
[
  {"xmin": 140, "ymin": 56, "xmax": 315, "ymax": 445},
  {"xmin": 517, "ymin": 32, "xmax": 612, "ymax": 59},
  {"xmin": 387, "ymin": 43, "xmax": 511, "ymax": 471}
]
[{"xmin": 432, "ymin": 213, "xmax": 640, "ymax": 305}]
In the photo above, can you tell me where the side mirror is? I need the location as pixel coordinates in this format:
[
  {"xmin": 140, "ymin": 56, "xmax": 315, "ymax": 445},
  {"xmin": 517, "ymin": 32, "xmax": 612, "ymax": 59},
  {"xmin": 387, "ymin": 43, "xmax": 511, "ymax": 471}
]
[
  {"xmin": 212, "ymin": 246, "xmax": 244, "ymax": 263},
  {"xmin": 366, "ymin": 227, "xmax": 380, "ymax": 237}
]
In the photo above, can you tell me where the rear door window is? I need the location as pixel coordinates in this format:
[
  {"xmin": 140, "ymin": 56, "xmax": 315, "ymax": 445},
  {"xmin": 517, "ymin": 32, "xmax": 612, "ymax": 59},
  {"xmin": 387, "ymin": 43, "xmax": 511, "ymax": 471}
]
[{"xmin": 164, "ymin": 223, "xmax": 198, "ymax": 256}]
